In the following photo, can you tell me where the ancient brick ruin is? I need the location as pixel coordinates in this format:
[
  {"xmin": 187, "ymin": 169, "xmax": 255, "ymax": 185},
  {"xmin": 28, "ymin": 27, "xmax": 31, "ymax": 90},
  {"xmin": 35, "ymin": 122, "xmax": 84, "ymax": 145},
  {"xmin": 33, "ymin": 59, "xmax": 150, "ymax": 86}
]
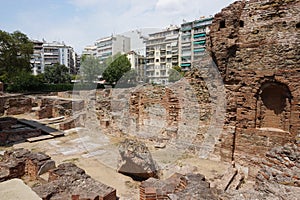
[
  {"xmin": 0, "ymin": 148, "xmax": 55, "ymax": 181},
  {"xmin": 140, "ymin": 173, "xmax": 217, "ymax": 200},
  {"xmin": 206, "ymin": 0, "xmax": 300, "ymax": 179},
  {"xmin": 117, "ymin": 139, "xmax": 160, "ymax": 180},
  {"xmin": 0, "ymin": 149, "xmax": 117, "ymax": 200},
  {"xmin": 0, "ymin": 117, "xmax": 42, "ymax": 145},
  {"xmin": 0, "ymin": 92, "xmax": 86, "ymax": 145},
  {"xmin": 0, "ymin": 0, "xmax": 299, "ymax": 199},
  {"xmin": 34, "ymin": 163, "xmax": 116, "ymax": 200}
]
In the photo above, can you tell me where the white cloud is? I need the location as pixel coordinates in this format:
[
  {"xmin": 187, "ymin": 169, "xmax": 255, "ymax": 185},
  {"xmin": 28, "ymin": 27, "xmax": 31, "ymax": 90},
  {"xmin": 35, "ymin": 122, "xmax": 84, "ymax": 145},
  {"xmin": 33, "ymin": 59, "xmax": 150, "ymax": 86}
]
[
  {"xmin": 1, "ymin": 0, "xmax": 236, "ymax": 53},
  {"xmin": 156, "ymin": 0, "xmax": 189, "ymax": 13},
  {"xmin": 68, "ymin": 0, "xmax": 104, "ymax": 8}
]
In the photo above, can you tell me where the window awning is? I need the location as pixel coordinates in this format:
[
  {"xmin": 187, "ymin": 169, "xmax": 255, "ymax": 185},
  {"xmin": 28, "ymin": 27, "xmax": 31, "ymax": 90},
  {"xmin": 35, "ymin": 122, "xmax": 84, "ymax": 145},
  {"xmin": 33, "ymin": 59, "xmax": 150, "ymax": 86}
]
[
  {"xmin": 181, "ymin": 63, "xmax": 191, "ymax": 67},
  {"xmin": 194, "ymin": 33, "xmax": 206, "ymax": 38},
  {"xmin": 194, "ymin": 48, "xmax": 205, "ymax": 52},
  {"xmin": 194, "ymin": 41, "xmax": 206, "ymax": 45}
]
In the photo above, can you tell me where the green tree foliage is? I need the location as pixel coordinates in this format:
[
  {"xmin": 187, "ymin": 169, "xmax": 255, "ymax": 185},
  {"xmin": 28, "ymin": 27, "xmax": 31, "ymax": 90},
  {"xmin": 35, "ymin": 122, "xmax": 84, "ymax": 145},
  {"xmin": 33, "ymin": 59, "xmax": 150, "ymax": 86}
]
[
  {"xmin": 44, "ymin": 64, "xmax": 71, "ymax": 84},
  {"xmin": 80, "ymin": 55, "xmax": 104, "ymax": 82},
  {"xmin": 6, "ymin": 71, "xmax": 44, "ymax": 92},
  {"xmin": 0, "ymin": 30, "xmax": 33, "ymax": 79},
  {"xmin": 102, "ymin": 54, "xmax": 131, "ymax": 86},
  {"xmin": 168, "ymin": 66, "xmax": 185, "ymax": 82},
  {"xmin": 116, "ymin": 69, "xmax": 138, "ymax": 88}
]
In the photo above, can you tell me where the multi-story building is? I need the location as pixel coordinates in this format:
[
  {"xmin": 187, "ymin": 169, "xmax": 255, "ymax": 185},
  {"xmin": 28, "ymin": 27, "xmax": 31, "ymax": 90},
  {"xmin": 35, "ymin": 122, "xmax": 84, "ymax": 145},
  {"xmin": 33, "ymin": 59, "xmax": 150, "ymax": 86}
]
[
  {"xmin": 179, "ymin": 16, "xmax": 213, "ymax": 71},
  {"xmin": 82, "ymin": 45, "xmax": 97, "ymax": 57},
  {"xmin": 127, "ymin": 51, "xmax": 146, "ymax": 82},
  {"xmin": 145, "ymin": 25, "xmax": 180, "ymax": 84},
  {"xmin": 94, "ymin": 35, "xmax": 130, "ymax": 63},
  {"xmin": 31, "ymin": 40, "xmax": 78, "ymax": 75},
  {"xmin": 31, "ymin": 40, "xmax": 44, "ymax": 75}
]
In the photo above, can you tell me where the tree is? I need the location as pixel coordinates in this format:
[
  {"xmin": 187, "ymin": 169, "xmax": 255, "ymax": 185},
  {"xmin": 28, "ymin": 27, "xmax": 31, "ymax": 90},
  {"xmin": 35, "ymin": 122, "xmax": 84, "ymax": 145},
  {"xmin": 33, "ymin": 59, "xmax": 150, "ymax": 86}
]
[
  {"xmin": 0, "ymin": 30, "xmax": 33, "ymax": 79},
  {"xmin": 80, "ymin": 55, "xmax": 104, "ymax": 82},
  {"xmin": 102, "ymin": 54, "xmax": 131, "ymax": 86},
  {"xmin": 116, "ymin": 69, "xmax": 138, "ymax": 88},
  {"xmin": 6, "ymin": 71, "xmax": 44, "ymax": 92},
  {"xmin": 168, "ymin": 66, "xmax": 185, "ymax": 82},
  {"xmin": 44, "ymin": 64, "xmax": 71, "ymax": 84}
]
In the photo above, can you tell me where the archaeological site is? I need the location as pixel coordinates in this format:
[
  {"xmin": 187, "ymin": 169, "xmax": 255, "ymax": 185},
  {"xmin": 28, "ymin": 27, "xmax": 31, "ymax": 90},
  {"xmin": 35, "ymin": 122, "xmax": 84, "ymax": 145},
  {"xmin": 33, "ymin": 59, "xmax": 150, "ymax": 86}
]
[{"xmin": 0, "ymin": 0, "xmax": 299, "ymax": 199}]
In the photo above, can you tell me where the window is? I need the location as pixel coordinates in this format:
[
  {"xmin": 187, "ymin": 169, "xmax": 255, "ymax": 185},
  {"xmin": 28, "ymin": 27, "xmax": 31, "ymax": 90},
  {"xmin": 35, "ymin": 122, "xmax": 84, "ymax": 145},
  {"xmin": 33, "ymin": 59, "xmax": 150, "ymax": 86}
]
[
  {"xmin": 239, "ymin": 20, "xmax": 244, "ymax": 27},
  {"xmin": 219, "ymin": 20, "xmax": 226, "ymax": 29}
]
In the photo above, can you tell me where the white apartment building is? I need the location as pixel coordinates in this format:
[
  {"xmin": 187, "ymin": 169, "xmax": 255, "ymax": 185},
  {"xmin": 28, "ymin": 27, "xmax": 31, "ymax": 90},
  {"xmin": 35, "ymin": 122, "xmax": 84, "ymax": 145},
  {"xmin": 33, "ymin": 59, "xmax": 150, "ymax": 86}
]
[
  {"xmin": 179, "ymin": 17, "xmax": 213, "ymax": 71},
  {"xmin": 94, "ymin": 35, "xmax": 130, "ymax": 63},
  {"xmin": 31, "ymin": 40, "xmax": 44, "ymax": 75},
  {"xmin": 82, "ymin": 45, "xmax": 97, "ymax": 57},
  {"xmin": 127, "ymin": 51, "xmax": 146, "ymax": 82},
  {"xmin": 31, "ymin": 40, "xmax": 77, "ymax": 75},
  {"xmin": 145, "ymin": 25, "xmax": 180, "ymax": 84}
]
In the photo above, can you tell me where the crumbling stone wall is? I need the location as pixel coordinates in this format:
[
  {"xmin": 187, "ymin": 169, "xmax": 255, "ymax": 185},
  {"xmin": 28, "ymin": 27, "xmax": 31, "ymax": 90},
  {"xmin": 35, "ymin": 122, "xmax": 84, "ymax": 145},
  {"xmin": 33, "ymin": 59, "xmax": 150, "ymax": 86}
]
[
  {"xmin": 0, "ymin": 95, "xmax": 32, "ymax": 116},
  {"xmin": 207, "ymin": 0, "xmax": 300, "ymax": 177},
  {"xmin": 0, "ymin": 149, "xmax": 116, "ymax": 200},
  {"xmin": 0, "ymin": 149, "xmax": 55, "ymax": 181},
  {"xmin": 140, "ymin": 173, "xmax": 217, "ymax": 200},
  {"xmin": 0, "ymin": 118, "xmax": 42, "ymax": 145},
  {"xmin": 35, "ymin": 162, "xmax": 117, "ymax": 200},
  {"xmin": 128, "ymin": 85, "xmax": 180, "ymax": 137},
  {"xmin": 35, "ymin": 97, "xmax": 84, "ymax": 119}
]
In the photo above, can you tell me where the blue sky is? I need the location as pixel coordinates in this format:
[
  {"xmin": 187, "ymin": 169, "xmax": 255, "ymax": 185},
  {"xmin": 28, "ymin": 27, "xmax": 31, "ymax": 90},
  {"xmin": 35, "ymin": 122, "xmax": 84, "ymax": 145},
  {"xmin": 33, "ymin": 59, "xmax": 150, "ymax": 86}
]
[{"xmin": 0, "ymin": 0, "xmax": 235, "ymax": 53}]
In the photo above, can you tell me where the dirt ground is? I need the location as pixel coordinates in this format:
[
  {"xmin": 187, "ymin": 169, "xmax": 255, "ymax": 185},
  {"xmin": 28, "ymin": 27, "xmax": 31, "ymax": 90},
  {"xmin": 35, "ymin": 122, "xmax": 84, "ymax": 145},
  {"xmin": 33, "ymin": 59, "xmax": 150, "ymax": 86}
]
[{"xmin": 6, "ymin": 126, "xmax": 230, "ymax": 199}]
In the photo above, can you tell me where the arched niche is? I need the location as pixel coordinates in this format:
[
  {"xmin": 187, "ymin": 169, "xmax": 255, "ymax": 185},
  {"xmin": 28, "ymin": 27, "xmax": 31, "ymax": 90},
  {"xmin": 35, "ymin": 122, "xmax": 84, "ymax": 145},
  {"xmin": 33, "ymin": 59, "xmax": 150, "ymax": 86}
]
[{"xmin": 256, "ymin": 82, "xmax": 292, "ymax": 131}]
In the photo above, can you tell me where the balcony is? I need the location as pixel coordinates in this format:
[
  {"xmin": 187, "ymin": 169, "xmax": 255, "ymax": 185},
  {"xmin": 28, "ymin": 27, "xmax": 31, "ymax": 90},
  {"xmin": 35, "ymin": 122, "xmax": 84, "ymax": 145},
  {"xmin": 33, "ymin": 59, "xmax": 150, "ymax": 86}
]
[
  {"xmin": 160, "ymin": 65, "xmax": 166, "ymax": 69},
  {"xmin": 193, "ymin": 33, "xmax": 206, "ymax": 39},
  {"xmin": 193, "ymin": 48, "xmax": 205, "ymax": 53},
  {"xmin": 194, "ymin": 41, "xmax": 206, "ymax": 45},
  {"xmin": 146, "ymin": 53, "xmax": 155, "ymax": 59},
  {"xmin": 181, "ymin": 63, "xmax": 191, "ymax": 67},
  {"xmin": 181, "ymin": 27, "xmax": 192, "ymax": 31},
  {"xmin": 194, "ymin": 29, "xmax": 206, "ymax": 34},
  {"xmin": 181, "ymin": 42, "xmax": 191, "ymax": 48},
  {"xmin": 146, "ymin": 66, "xmax": 155, "ymax": 71},
  {"xmin": 147, "ymin": 48, "xmax": 155, "ymax": 52}
]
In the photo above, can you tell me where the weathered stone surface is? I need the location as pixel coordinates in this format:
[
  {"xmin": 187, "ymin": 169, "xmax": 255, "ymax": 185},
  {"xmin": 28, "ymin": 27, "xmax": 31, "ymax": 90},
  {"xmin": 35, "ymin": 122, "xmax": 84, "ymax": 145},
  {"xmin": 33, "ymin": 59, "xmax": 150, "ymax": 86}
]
[
  {"xmin": 35, "ymin": 105, "xmax": 53, "ymax": 119},
  {"xmin": 58, "ymin": 113, "xmax": 86, "ymax": 130},
  {"xmin": 0, "ymin": 117, "xmax": 18, "ymax": 130},
  {"xmin": 0, "ymin": 118, "xmax": 43, "ymax": 145},
  {"xmin": 35, "ymin": 97, "xmax": 84, "ymax": 119},
  {"xmin": 5, "ymin": 97, "xmax": 32, "ymax": 115},
  {"xmin": 140, "ymin": 173, "xmax": 217, "ymax": 200},
  {"xmin": 117, "ymin": 139, "xmax": 159, "ymax": 180},
  {"xmin": 255, "ymin": 143, "xmax": 300, "ymax": 195},
  {"xmin": 38, "ymin": 160, "xmax": 56, "ymax": 176},
  {"xmin": 0, "ymin": 148, "xmax": 55, "ymax": 181},
  {"xmin": 34, "ymin": 163, "xmax": 116, "ymax": 200},
  {"xmin": 206, "ymin": 0, "xmax": 300, "ymax": 175}
]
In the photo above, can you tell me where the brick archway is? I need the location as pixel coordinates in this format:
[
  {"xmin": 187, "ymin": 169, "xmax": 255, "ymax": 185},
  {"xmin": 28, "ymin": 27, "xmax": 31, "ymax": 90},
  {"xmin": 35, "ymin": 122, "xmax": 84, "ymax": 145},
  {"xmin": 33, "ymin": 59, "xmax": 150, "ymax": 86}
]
[{"xmin": 256, "ymin": 82, "xmax": 292, "ymax": 131}]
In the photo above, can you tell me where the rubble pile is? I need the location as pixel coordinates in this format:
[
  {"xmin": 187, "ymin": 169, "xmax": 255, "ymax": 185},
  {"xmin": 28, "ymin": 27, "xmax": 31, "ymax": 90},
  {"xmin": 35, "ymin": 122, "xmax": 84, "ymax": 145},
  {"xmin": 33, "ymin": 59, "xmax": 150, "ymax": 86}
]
[
  {"xmin": 140, "ymin": 173, "xmax": 217, "ymax": 200},
  {"xmin": 33, "ymin": 163, "xmax": 116, "ymax": 200}
]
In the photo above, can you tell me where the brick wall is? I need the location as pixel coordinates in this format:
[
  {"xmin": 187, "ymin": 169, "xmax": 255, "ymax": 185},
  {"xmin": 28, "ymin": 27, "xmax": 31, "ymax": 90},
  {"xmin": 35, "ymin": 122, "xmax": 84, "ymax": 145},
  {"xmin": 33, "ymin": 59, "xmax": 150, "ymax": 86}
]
[{"xmin": 207, "ymin": 0, "xmax": 300, "ymax": 175}]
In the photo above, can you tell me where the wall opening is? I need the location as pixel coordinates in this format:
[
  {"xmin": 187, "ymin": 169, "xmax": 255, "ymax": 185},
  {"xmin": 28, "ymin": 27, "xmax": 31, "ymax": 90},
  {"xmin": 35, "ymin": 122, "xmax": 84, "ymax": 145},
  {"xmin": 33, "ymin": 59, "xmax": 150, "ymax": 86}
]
[
  {"xmin": 256, "ymin": 82, "xmax": 292, "ymax": 131},
  {"xmin": 219, "ymin": 20, "xmax": 226, "ymax": 29},
  {"xmin": 239, "ymin": 20, "xmax": 244, "ymax": 27},
  {"xmin": 296, "ymin": 22, "xmax": 300, "ymax": 28}
]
